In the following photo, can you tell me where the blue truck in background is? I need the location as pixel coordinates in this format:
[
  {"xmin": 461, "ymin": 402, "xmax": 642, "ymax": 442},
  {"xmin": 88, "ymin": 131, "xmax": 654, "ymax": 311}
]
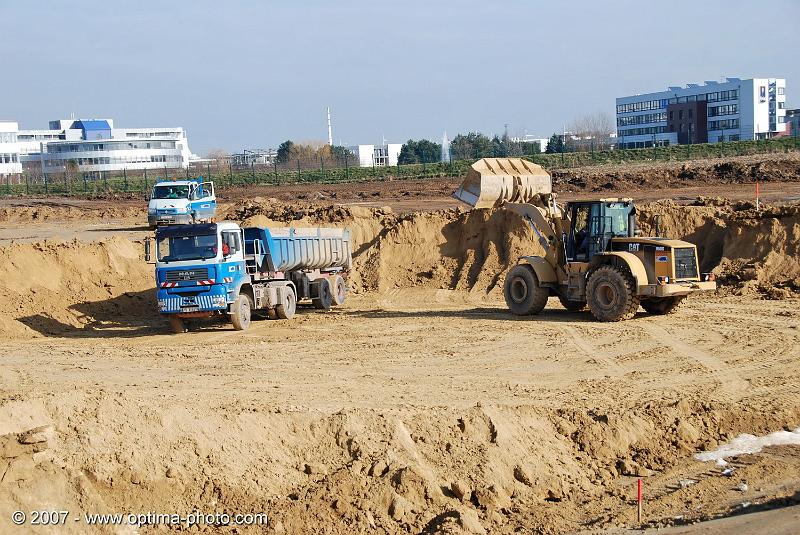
[
  {"xmin": 145, "ymin": 221, "xmax": 351, "ymax": 332},
  {"xmin": 147, "ymin": 178, "xmax": 216, "ymax": 227}
]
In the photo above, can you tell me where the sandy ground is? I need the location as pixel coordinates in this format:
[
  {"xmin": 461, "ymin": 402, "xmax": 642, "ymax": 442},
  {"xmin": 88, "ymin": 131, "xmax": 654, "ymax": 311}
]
[{"xmin": 1, "ymin": 156, "xmax": 799, "ymax": 533}]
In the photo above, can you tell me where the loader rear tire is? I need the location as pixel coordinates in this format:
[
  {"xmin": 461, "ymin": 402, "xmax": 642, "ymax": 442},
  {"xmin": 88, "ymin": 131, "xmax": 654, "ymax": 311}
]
[
  {"xmin": 231, "ymin": 294, "xmax": 252, "ymax": 331},
  {"xmin": 641, "ymin": 296, "xmax": 685, "ymax": 315},
  {"xmin": 169, "ymin": 315, "xmax": 188, "ymax": 334},
  {"xmin": 558, "ymin": 296, "xmax": 586, "ymax": 312},
  {"xmin": 586, "ymin": 265, "xmax": 640, "ymax": 322},
  {"xmin": 504, "ymin": 265, "xmax": 549, "ymax": 316},
  {"xmin": 312, "ymin": 279, "xmax": 333, "ymax": 310},
  {"xmin": 331, "ymin": 275, "xmax": 347, "ymax": 306},
  {"xmin": 276, "ymin": 287, "xmax": 296, "ymax": 320}
]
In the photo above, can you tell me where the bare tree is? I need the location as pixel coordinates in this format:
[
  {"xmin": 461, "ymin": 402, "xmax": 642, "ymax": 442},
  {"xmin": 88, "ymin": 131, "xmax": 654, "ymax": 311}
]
[{"xmin": 568, "ymin": 111, "xmax": 614, "ymax": 151}]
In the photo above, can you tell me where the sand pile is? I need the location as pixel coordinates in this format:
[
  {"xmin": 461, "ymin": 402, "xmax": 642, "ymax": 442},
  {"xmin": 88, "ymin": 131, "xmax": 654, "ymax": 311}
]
[
  {"xmin": 0, "ymin": 237, "xmax": 153, "ymax": 337},
  {"xmin": 3, "ymin": 392, "xmax": 798, "ymax": 534},
  {"xmin": 638, "ymin": 200, "xmax": 799, "ymax": 297},
  {"xmin": 224, "ymin": 197, "xmax": 798, "ymax": 298},
  {"xmin": 551, "ymin": 153, "xmax": 800, "ymax": 193},
  {"xmin": 0, "ymin": 203, "xmax": 143, "ymax": 223}
]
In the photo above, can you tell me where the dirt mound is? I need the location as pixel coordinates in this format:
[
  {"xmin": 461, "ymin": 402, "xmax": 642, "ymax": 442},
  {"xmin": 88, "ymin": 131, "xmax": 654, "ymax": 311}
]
[
  {"xmin": 552, "ymin": 154, "xmax": 800, "ymax": 193},
  {"xmin": 0, "ymin": 238, "xmax": 154, "ymax": 337},
  {"xmin": 2, "ymin": 393, "xmax": 798, "ymax": 534},
  {"xmin": 0, "ymin": 203, "xmax": 143, "ymax": 223},
  {"xmin": 638, "ymin": 201, "xmax": 800, "ymax": 297},
  {"xmin": 223, "ymin": 197, "xmax": 798, "ymax": 298}
]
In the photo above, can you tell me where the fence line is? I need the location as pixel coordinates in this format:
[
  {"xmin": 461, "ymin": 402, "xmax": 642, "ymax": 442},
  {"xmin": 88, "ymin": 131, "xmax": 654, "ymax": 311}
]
[{"xmin": 2, "ymin": 135, "xmax": 799, "ymax": 197}]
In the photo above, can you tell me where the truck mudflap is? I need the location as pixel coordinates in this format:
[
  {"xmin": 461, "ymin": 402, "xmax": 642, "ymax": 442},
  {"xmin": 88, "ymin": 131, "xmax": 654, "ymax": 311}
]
[{"xmin": 638, "ymin": 280, "xmax": 716, "ymax": 297}]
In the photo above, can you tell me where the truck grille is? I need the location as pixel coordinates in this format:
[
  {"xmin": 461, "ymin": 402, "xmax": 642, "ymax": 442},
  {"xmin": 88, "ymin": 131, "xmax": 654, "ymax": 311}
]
[
  {"xmin": 674, "ymin": 248, "xmax": 698, "ymax": 279},
  {"xmin": 165, "ymin": 268, "xmax": 210, "ymax": 282}
]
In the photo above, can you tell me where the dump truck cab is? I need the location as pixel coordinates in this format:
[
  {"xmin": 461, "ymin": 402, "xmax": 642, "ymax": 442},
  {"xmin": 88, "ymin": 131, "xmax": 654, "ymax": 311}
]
[
  {"xmin": 147, "ymin": 222, "xmax": 351, "ymax": 332},
  {"xmin": 147, "ymin": 178, "xmax": 216, "ymax": 227}
]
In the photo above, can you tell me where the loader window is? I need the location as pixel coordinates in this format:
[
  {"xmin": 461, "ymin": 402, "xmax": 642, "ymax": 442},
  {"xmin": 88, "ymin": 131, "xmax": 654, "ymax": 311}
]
[
  {"xmin": 570, "ymin": 205, "xmax": 591, "ymax": 261},
  {"xmin": 604, "ymin": 203, "xmax": 630, "ymax": 236}
]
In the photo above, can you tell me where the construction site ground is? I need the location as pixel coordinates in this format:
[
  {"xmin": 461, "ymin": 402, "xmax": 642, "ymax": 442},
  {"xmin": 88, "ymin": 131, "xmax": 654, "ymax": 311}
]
[{"xmin": 1, "ymin": 154, "xmax": 799, "ymax": 534}]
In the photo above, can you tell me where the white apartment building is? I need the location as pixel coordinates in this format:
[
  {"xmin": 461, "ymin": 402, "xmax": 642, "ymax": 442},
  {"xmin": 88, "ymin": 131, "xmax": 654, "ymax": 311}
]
[
  {"xmin": 15, "ymin": 118, "xmax": 193, "ymax": 179},
  {"xmin": 616, "ymin": 78, "xmax": 787, "ymax": 148},
  {"xmin": 348, "ymin": 143, "xmax": 402, "ymax": 167},
  {"xmin": 0, "ymin": 121, "xmax": 22, "ymax": 181}
]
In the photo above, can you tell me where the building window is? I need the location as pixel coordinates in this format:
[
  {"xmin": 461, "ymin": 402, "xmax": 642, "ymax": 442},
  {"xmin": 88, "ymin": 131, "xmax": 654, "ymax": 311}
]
[
  {"xmin": 778, "ymin": 87, "xmax": 785, "ymax": 95},
  {"xmin": 669, "ymin": 111, "xmax": 673, "ymax": 120},
  {"xmin": 679, "ymin": 110, "xmax": 684, "ymax": 120},
  {"xmin": 688, "ymin": 109, "xmax": 693, "ymax": 119}
]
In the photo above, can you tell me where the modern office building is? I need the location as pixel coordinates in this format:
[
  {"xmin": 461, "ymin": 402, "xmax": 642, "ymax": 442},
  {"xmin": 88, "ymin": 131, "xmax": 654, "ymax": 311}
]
[
  {"xmin": 348, "ymin": 143, "xmax": 402, "ymax": 167},
  {"xmin": 616, "ymin": 78, "xmax": 787, "ymax": 148},
  {"xmin": 785, "ymin": 109, "xmax": 800, "ymax": 137},
  {"xmin": 14, "ymin": 117, "xmax": 193, "ymax": 179},
  {"xmin": 0, "ymin": 121, "xmax": 22, "ymax": 182}
]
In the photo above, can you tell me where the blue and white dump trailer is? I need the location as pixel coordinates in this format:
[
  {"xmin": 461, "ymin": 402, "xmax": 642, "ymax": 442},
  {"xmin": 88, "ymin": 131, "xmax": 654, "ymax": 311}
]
[
  {"xmin": 147, "ymin": 178, "xmax": 216, "ymax": 227},
  {"xmin": 147, "ymin": 222, "xmax": 351, "ymax": 332}
]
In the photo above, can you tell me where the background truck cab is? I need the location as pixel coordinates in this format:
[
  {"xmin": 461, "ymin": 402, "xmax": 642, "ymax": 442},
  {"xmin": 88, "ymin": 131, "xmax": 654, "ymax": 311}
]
[{"xmin": 147, "ymin": 178, "xmax": 216, "ymax": 227}]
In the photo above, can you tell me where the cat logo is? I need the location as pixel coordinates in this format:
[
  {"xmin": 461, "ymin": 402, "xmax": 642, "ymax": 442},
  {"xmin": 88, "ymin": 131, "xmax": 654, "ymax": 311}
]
[{"xmin": 628, "ymin": 243, "xmax": 640, "ymax": 252}]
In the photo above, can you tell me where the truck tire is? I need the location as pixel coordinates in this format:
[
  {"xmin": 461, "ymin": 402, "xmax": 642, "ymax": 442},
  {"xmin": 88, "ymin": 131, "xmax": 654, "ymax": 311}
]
[
  {"xmin": 641, "ymin": 296, "xmax": 685, "ymax": 315},
  {"xmin": 331, "ymin": 275, "xmax": 347, "ymax": 306},
  {"xmin": 558, "ymin": 295, "xmax": 586, "ymax": 312},
  {"xmin": 169, "ymin": 315, "xmax": 188, "ymax": 334},
  {"xmin": 266, "ymin": 308, "xmax": 278, "ymax": 320},
  {"xmin": 504, "ymin": 265, "xmax": 548, "ymax": 316},
  {"xmin": 312, "ymin": 279, "xmax": 333, "ymax": 310},
  {"xmin": 231, "ymin": 294, "xmax": 252, "ymax": 331},
  {"xmin": 276, "ymin": 287, "xmax": 296, "ymax": 320},
  {"xmin": 586, "ymin": 265, "xmax": 640, "ymax": 322}
]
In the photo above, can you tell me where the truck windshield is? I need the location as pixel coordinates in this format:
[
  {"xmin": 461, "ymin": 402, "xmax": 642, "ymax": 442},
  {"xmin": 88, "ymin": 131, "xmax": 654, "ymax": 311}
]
[
  {"xmin": 157, "ymin": 234, "xmax": 218, "ymax": 262},
  {"xmin": 152, "ymin": 185, "xmax": 190, "ymax": 199}
]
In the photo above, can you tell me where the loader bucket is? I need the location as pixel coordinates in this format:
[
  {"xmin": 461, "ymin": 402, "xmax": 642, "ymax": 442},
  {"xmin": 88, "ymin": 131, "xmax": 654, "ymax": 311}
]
[{"xmin": 453, "ymin": 158, "xmax": 552, "ymax": 209}]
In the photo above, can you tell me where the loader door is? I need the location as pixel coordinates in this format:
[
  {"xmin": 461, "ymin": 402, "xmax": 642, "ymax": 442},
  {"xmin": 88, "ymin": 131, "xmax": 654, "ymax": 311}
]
[{"xmin": 566, "ymin": 203, "xmax": 601, "ymax": 261}]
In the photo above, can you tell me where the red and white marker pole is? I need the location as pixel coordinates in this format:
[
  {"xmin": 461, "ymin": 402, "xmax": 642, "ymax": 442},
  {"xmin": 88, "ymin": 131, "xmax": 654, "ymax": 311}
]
[
  {"xmin": 756, "ymin": 180, "xmax": 760, "ymax": 211},
  {"xmin": 637, "ymin": 478, "xmax": 643, "ymax": 523}
]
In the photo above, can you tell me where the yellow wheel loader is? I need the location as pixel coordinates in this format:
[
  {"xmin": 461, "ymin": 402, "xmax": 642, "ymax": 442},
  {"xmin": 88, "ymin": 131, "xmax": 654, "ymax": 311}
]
[{"xmin": 454, "ymin": 158, "xmax": 716, "ymax": 321}]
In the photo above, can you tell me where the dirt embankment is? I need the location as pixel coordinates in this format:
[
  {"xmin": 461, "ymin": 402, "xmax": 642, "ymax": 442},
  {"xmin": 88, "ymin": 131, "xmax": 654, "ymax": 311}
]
[
  {"xmin": 552, "ymin": 154, "xmax": 800, "ymax": 193},
  {"xmin": 3, "ymin": 389, "xmax": 799, "ymax": 534},
  {"xmin": 0, "ymin": 197, "xmax": 795, "ymax": 338},
  {"xmin": 223, "ymin": 197, "xmax": 799, "ymax": 299}
]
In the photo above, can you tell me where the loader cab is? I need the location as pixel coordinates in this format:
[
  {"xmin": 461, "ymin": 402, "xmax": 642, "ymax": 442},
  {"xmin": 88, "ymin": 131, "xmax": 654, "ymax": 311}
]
[{"xmin": 566, "ymin": 200, "xmax": 636, "ymax": 262}]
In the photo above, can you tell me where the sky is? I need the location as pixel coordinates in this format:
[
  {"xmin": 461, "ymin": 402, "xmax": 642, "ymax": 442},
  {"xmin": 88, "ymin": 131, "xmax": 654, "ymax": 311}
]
[{"xmin": 1, "ymin": 0, "xmax": 797, "ymax": 155}]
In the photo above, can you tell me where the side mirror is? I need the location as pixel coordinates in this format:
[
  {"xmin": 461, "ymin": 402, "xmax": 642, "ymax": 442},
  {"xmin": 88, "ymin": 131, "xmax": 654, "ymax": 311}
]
[{"xmin": 144, "ymin": 238, "xmax": 156, "ymax": 264}]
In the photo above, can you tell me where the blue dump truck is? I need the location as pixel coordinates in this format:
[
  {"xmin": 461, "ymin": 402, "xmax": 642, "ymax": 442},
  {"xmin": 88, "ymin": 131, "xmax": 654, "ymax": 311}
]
[
  {"xmin": 145, "ymin": 221, "xmax": 351, "ymax": 332},
  {"xmin": 147, "ymin": 178, "xmax": 216, "ymax": 227}
]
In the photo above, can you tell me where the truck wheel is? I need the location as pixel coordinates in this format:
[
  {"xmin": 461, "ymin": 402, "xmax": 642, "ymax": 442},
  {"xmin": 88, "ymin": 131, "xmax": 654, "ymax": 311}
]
[
  {"xmin": 641, "ymin": 296, "xmax": 685, "ymax": 315},
  {"xmin": 312, "ymin": 279, "xmax": 333, "ymax": 310},
  {"xmin": 231, "ymin": 294, "xmax": 252, "ymax": 330},
  {"xmin": 331, "ymin": 275, "xmax": 347, "ymax": 306},
  {"xmin": 266, "ymin": 308, "xmax": 278, "ymax": 320},
  {"xmin": 558, "ymin": 296, "xmax": 586, "ymax": 312},
  {"xmin": 169, "ymin": 315, "xmax": 187, "ymax": 334},
  {"xmin": 586, "ymin": 265, "xmax": 640, "ymax": 322},
  {"xmin": 503, "ymin": 265, "xmax": 548, "ymax": 316},
  {"xmin": 276, "ymin": 287, "xmax": 296, "ymax": 320}
]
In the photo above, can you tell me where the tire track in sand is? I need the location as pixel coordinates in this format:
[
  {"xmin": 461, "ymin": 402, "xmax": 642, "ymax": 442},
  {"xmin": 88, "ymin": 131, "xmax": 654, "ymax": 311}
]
[{"xmin": 641, "ymin": 323, "xmax": 749, "ymax": 402}]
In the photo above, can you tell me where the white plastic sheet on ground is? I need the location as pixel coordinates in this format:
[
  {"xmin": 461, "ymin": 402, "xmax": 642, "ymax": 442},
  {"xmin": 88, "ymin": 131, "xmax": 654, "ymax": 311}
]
[{"xmin": 695, "ymin": 427, "xmax": 800, "ymax": 462}]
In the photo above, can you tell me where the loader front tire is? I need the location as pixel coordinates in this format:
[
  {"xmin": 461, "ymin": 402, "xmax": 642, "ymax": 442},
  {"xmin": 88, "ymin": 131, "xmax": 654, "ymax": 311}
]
[
  {"xmin": 504, "ymin": 265, "xmax": 549, "ymax": 316},
  {"xmin": 231, "ymin": 294, "xmax": 252, "ymax": 331},
  {"xmin": 641, "ymin": 296, "xmax": 685, "ymax": 315},
  {"xmin": 586, "ymin": 265, "xmax": 640, "ymax": 322}
]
